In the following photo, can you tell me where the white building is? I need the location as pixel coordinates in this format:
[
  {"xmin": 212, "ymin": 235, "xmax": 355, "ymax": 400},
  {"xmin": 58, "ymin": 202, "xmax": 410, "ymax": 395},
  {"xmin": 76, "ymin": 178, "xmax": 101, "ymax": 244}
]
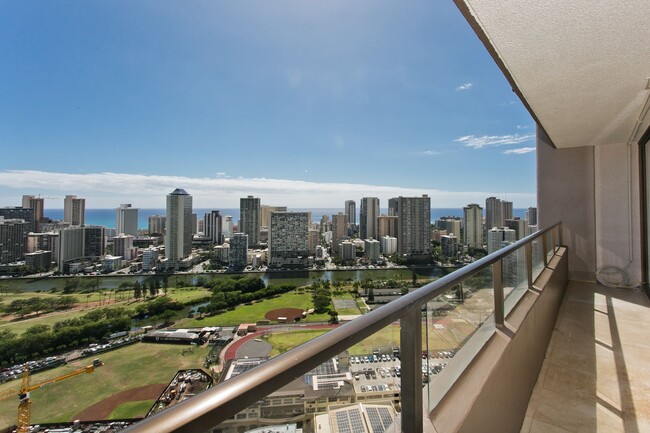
[
  {"xmin": 63, "ymin": 195, "xmax": 85, "ymax": 226},
  {"xmin": 487, "ymin": 227, "xmax": 517, "ymax": 254},
  {"xmin": 163, "ymin": 188, "xmax": 193, "ymax": 269},
  {"xmin": 113, "ymin": 234, "xmax": 137, "ymax": 261},
  {"xmin": 364, "ymin": 239, "xmax": 380, "ymax": 262},
  {"xmin": 116, "ymin": 204, "xmax": 138, "ymax": 236},
  {"xmin": 103, "ymin": 255, "xmax": 122, "ymax": 272},
  {"xmin": 380, "ymin": 236, "xmax": 397, "ymax": 255},
  {"xmin": 142, "ymin": 247, "xmax": 160, "ymax": 271},
  {"xmin": 339, "ymin": 241, "xmax": 356, "ymax": 262}
]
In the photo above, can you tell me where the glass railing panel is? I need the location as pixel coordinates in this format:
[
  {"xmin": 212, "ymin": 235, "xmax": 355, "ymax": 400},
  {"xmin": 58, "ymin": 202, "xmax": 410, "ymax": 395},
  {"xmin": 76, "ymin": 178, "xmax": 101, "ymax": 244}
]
[
  {"xmin": 545, "ymin": 231, "xmax": 555, "ymax": 262},
  {"xmin": 531, "ymin": 238, "xmax": 545, "ymax": 282},
  {"xmin": 208, "ymin": 322, "xmax": 402, "ymax": 433},
  {"xmin": 504, "ymin": 245, "xmax": 529, "ymax": 316},
  {"xmin": 424, "ymin": 265, "xmax": 495, "ymax": 411}
]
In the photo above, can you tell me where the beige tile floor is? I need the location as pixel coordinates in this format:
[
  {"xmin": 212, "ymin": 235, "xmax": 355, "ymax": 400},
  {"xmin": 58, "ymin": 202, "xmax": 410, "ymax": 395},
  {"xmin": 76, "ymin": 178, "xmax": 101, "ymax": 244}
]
[{"xmin": 521, "ymin": 281, "xmax": 650, "ymax": 432}]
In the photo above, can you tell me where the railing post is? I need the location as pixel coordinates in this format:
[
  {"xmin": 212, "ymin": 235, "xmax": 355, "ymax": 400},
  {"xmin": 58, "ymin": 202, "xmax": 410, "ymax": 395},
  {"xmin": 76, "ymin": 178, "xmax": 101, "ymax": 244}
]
[
  {"xmin": 493, "ymin": 260, "xmax": 504, "ymax": 327},
  {"xmin": 525, "ymin": 242, "xmax": 533, "ymax": 290},
  {"xmin": 400, "ymin": 307, "xmax": 423, "ymax": 433},
  {"xmin": 550, "ymin": 227, "xmax": 557, "ymax": 254},
  {"xmin": 557, "ymin": 223, "xmax": 563, "ymax": 247},
  {"xmin": 541, "ymin": 234, "xmax": 548, "ymax": 267}
]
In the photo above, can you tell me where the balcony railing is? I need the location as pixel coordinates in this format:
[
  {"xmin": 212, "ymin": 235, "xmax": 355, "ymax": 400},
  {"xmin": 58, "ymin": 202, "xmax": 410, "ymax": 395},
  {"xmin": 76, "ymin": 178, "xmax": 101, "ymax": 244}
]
[{"xmin": 122, "ymin": 222, "xmax": 562, "ymax": 433}]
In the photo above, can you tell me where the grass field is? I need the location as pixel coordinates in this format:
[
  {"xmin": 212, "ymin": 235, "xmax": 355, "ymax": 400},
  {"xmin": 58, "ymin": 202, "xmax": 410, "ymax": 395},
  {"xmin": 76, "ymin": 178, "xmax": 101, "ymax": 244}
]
[
  {"xmin": 176, "ymin": 291, "xmax": 329, "ymax": 327},
  {"xmin": 266, "ymin": 330, "xmax": 329, "ymax": 357},
  {"xmin": 0, "ymin": 342, "xmax": 208, "ymax": 429},
  {"xmin": 108, "ymin": 400, "xmax": 155, "ymax": 419},
  {"xmin": 0, "ymin": 288, "xmax": 212, "ymax": 337},
  {"xmin": 331, "ymin": 292, "xmax": 362, "ymax": 315}
]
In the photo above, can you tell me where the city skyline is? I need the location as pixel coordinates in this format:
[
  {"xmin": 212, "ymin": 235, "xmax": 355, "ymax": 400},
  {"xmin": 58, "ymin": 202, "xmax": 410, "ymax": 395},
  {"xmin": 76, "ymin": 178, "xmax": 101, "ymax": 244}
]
[{"xmin": 0, "ymin": 2, "xmax": 536, "ymax": 209}]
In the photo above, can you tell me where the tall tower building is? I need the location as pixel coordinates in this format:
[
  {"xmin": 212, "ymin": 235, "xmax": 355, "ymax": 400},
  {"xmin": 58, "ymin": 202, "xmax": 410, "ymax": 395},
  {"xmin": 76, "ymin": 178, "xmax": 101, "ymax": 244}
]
[
  {"xmin": 164, "ymin": 188, "xmax": 193, "ymax": 268},
  {"xmin": 204, "ymin": 210, "xmax": 223, "ymax": 244},
  {"xmin": 377, "ymin": 215, "xmax": 399, "ymax": 239},
  {"xmin": 331, "ymin": 213, "xmax": 348, "ymax": 254},
  {"xmin": 501, "ymin": 200, "xmax": 513, "ymax": 222},
  {"xmin": 148, "ymin": 215, "xmax": 166, "ymax": 236},
  {"xmin": 463, "ymin": 203, "xmax": 483, "ymax": 248},
  {"xmin": 485, "ymin": 197, "xmax": 502, "ymax": 230},
  {"xmin": 345, "ymin": 200, "xmax": 356, "ymax": 226},
  {"xmin": 22, "ymin": 195, "xmax": 44, "ymax": 230},
  {"xmin": 360, "ymin": 197, "xmax": 380, "ymax": 240},
  {"xmin": 527, "ymin": 207, "xmax": 538, "ymax": 226},
  {"xmin": 0, "ymin": 207, "xmax": 35, "ymax": 232},
  {"xmin": 64, "ymin": 195, "xmax": 85, "ymax": 226},
  {"xmin": 229, "ymin": 233, "xmax": 248, "ymax": 270},
  {"xmin": 116, "ymin": 204, "xmax": 138, "ymax": 236},
  {"xmin": 268, "ymin": 212, "xmax": 309, "ymax": 268},
  {"xmin": 261, "ymin": 205, "xmax": 287, "ymax": 228},
  {"xmin": 388, "ymin": 198, "xmax": 399, "ymax": 217},
  {"xmin": 0, "ymin": 217, "xmax": 30, "ymax": 264},
  {"xmin": 397, "ymin": 195, "xmax": 431, "ymax": 258},
  {"xmin": 240, "ymin": 196, "xmax": 261, "ymax": 247}
]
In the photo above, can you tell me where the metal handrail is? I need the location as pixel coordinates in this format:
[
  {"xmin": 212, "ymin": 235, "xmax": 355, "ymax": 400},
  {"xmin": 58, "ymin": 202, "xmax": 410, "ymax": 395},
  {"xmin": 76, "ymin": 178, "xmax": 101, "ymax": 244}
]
[{"xmin": 123, "ymin": 222, "xmax": 561, "ymax": 433}]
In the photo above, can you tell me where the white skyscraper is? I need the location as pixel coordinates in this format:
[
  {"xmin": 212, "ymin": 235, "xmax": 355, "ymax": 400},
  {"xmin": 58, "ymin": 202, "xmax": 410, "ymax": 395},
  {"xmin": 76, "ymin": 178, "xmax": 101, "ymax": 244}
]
[
  {"xmin": 164, "ymin": 188, "xmax": 193, "ymax": 269},
  {"xmin": 116, "ymin": 204, "xmax": 138, "ymax": 236},
  {"xmin": 64, "ymin": 195, "xmax": 85, "ymax": 226}
]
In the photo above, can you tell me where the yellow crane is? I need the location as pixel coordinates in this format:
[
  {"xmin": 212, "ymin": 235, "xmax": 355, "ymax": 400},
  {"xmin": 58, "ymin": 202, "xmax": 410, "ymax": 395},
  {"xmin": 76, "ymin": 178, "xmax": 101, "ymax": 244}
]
[{"xmin": 0, "ymin": 360, "xmax": 102, "ymax": 433}]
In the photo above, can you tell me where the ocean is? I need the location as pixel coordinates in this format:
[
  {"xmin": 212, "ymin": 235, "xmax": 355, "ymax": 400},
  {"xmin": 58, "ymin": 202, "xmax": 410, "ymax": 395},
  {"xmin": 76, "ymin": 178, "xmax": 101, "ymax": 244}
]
[{"xmin": 43, "ymin": 208, "xmax": 528, "ymax": 230}]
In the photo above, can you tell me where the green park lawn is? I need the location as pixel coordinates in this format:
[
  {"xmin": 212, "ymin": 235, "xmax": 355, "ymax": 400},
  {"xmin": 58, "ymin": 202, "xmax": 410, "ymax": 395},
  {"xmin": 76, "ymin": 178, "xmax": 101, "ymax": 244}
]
[
  {"xmin": 108, "ymin": 400, "xmax": 156, "ymax": 419},
  {"xmin": 176, "ymin": 290, "xmax": 330, "ymax": 327},
  {"xmin": 331, "ymin": 292, "xmax": 362, "ymax": 315},
  {"xmin": 266, "ymin": 330, "xmax": 329, "ymax": 357},
  {"xmin": 0, "ymin": 342, "xmax": 208, "ymax": 429},
  {"xmin": 0, "ymin": 288, "xmax": 212, "ymax": 337}
]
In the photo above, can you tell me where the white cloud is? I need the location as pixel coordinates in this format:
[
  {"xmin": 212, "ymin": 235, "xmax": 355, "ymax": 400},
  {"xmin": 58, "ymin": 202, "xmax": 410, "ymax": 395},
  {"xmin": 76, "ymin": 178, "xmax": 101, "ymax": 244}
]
[
  {"xmin": 456, "ymin": 82, "xmax": 473, "ymax": 91},
  {"xmin": 504, "ymin": 147, "xmax": 536, "ymax": 155},
  {"xmin": 0, "ymin": 170, "xmax": 537, "ymax": 208},
  {"xmin": 455, "ymin": 133, "xmax": 535, "ymax": 149},
  {"xmin": 420, "ymin": 150, "xmax": 440, "ymax": 156}
]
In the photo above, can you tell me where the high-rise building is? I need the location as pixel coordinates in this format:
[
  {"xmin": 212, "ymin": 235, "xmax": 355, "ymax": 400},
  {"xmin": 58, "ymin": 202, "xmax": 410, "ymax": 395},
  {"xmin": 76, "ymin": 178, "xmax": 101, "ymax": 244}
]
[
  {"xmin": 487, "ymin": 227, "xmax": 517, "ymax": 254},
  {"xmin": 222, "ymin": 216, "xmax": 234, "ymax": 239},
  {"xmin": 0, "ymin": 207, "xmax": 35, "ymax": 232},
  {"xmin": 345, "ymin": 200, "xmax": 356, "ymax": 226},
  {"xmin": 261, "ymin": 206, "xmax": 287, "ymax": 228},
  {"xmin": 148, "ymin": 215, "xmax": 166, "ymax": 236},
  {"xmin": 240, "ymin": 196, "xmax": 261, "ymax": 247},
  {"xmin": 388, "ymin": 198, "xmax": 399, "ymax": 217},
  {"xmin": 360, "ymin": 197, "xmax": 380, "ymax": 240},
  {"xmin": 364, "ymin": 239, "xmax": 380, "ymax": 262},
  {"xmin": 485, "ymin": 197, "xmax": 502, "ymax": 231},
  {"xmin": 229, "ymin": 233, "xmax": 248, "ymax": 270},
  {"xmin": 377, "ymin": 215, "xmax": 399, "ymax": 240},
  {"xmin": 463, "ymin": 204, "xmax": 483, "ymax": 248},
  {"xmin": 116, "ymin": 204, "xmax": 138, "ymax": 236},
  {"xmin": 113, "ymin": 234, "xmax": 137, "ymax": 260},
  {"xmin": 527, "ymin": 207, "xmax": 538, "ymax": 226},
  {"xmin": 331, "ymin": 213, "xmax": 347, "ymax": 254},
  {"xmin": 142, "ymin": 247, "xmax": 160, "ymax": 271},
  {"xmin": 437, "ymin": 217, "xmax": 461, "ymax": 237},
  {"xmin": 308, "ymin": 228, "xmax": 320, "ymax": 254},
  {"xmin": 164, "ymin": 188, "xmax": 193, "ymax": 269},
  {"xmin": 56, "ymin": 225, "xmax": 105, "ymax": 271},
  {"xmin": 505, "ymin": 218, "xmax": 528, "ymax": 240},
  {"xmin": 22, "ymin": 195, "xmax": 44, "ymax": 231},
  {"xmin": 501, "ymin": 200, "xmax": 513, "ymax": 222},
  {"xmin": 0, "ymin": 217, "xmax": 30, "ymax": 264},
  {"xmin": 397, "ymin": 195, "xmax": 431, "ymax": 258},
  {"xmin": 204, "ymin": 210, "xmax": 223, "ymax": 244},
  {"xmin": 64, "ymin": 195, "xmax": 85, "ymax": 226},
  {"xmin": 191, "ymin": 213, "xmax": 198, "ymax": 235},
  {"xmin": 381, "ymin": 236, "xmax": 397, "ymax": 255},
  {"xmin": 339, "ymin": 240, "xmax": 357, "ymax": 262},
  {"xmin": 268, "ymin": 212, "xmax": 309, "ymax": 268},
  {"xmin": 441, "ymin": 234, "xmax": 459, "ymax": 259}
]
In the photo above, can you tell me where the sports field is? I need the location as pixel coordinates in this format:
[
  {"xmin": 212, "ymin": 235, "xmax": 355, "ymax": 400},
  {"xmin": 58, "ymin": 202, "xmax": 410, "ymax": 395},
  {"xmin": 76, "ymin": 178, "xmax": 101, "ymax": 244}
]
[
  {"xmin": 0, "ymin": 342, "xmax": 208, "ymax": 429},
  {"xmin": 177, "ymin": 290, "xmax": 330, "ymax": 327}
]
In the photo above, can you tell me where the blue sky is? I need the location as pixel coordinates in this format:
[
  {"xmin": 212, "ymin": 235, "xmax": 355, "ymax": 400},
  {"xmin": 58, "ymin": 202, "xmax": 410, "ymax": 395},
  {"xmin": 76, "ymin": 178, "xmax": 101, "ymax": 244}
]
[{"xmin": 0, "ymin": 1, "xmax": 536, "ymax": 209}]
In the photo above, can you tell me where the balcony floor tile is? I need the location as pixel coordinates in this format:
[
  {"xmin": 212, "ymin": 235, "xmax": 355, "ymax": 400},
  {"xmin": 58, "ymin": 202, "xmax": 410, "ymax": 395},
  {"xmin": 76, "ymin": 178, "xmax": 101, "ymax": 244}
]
[{"xmin": 522, "ymin": 281, "xmax": 650, "ymax": 433}]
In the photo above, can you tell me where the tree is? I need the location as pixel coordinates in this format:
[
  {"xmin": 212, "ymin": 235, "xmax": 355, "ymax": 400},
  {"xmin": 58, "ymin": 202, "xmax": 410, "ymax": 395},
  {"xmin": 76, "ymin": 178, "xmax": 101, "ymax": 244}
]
[
  {"xmin": 134, "ymin": 281, "xmax": 142, "ymax": 300},
  {"xmin": 328, "ymin": 310, "xmax": 339, "ymax": 324},
  {"xmin": 159, "ymin": 310, "xmax": 176, "ymax": 326}
]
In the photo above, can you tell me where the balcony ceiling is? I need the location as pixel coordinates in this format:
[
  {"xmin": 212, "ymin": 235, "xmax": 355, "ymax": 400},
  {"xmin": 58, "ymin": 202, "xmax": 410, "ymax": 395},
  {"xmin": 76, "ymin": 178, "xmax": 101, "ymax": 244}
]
[{"xmin": 456, "ymin": 1, "xmax": 650, "ymax": 149}]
